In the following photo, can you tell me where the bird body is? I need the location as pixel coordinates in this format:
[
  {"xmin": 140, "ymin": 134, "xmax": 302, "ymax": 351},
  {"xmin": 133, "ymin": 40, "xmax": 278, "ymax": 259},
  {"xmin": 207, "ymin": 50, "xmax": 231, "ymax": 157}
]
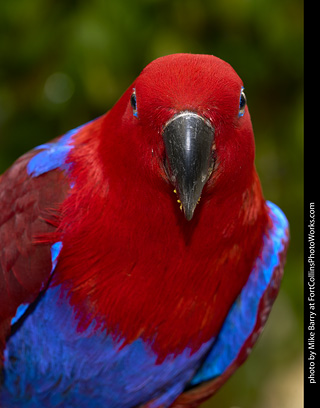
[{"xmin": 0, "ymin": 54, "xmax": 289, "ymax": 407}]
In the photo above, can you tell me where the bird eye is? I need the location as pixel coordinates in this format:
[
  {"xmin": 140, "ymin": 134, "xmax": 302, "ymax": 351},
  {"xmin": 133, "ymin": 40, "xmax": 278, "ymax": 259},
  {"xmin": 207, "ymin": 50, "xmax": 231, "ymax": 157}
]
[
  {"xmin": 238, "ymin": 87, "xmax": 246, "ymax": 117},
  {"xmin": 130, "ymin": 90, "xmax": 138, "ymax": 118}
]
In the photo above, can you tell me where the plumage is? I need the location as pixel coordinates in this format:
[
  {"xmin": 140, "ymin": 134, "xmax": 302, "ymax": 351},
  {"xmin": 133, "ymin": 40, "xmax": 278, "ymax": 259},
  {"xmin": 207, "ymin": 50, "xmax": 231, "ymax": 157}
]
[{"xmin": 0, "ymin": 53, "xmax": 289, "ymax": 408}]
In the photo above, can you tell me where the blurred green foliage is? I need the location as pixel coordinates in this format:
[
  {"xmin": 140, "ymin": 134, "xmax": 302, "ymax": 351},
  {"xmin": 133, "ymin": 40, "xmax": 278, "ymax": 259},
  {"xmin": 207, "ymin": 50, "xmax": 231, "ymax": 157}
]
[{"xmin": 0, "ymin": 0, "xmax": 303, "ymax": 407}]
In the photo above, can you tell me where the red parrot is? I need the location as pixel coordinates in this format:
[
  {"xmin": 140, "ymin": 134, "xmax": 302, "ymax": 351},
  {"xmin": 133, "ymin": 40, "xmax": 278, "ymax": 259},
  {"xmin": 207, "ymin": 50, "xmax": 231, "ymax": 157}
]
[{"xmin": 0, "ymin": 53, "xmax": 289, "ymax": 408}]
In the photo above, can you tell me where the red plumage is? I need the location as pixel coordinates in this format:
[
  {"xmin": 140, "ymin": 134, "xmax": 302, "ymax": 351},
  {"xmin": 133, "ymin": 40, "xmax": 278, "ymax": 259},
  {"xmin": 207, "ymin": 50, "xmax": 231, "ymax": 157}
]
[{"xmin": 47, "ymin": 54, "xmax": 269, "ymax": 360}]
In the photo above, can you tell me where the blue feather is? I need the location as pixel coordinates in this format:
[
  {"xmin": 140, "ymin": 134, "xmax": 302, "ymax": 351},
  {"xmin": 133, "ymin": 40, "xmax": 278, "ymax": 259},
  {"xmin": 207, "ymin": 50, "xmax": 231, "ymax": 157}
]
[
  {"xmin": 26, "ymin": 120, "xmax": 94, "ymax": 178},
  {"xmin": 3, "ymin": 284, "xmax": 212, "ymax": 408},
  {"xmin": 190, "ymin": 201, "xmax": 289, "ymax": 385},
  {"xmin": 10, "ymin": 304, "xmax": 29, "ymax": 326},
  {"xmin": 50, "ymin": 242, "xmax": 63, "ymax": 273}
]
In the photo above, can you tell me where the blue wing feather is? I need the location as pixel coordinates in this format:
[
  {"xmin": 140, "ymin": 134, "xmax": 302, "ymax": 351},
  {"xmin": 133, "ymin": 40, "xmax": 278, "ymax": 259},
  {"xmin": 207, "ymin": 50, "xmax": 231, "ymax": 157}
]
[
  {"xmin": 26, "ymin": 126, "xmax": 79, "ymax": 177},
  {"xmin": 3, "ymin": 283, "xmax": 212, "ymax": 408},
  {"xmin": 190, "ymin": 201, "xmax": 289, "ymax": 386}
]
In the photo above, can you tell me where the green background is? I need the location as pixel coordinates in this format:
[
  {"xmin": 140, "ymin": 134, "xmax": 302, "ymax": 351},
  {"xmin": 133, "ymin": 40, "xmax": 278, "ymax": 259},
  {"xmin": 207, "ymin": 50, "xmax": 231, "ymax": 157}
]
[{"xmin": 0, "ymin": 0, "xmax": 303, "ymax": 407}]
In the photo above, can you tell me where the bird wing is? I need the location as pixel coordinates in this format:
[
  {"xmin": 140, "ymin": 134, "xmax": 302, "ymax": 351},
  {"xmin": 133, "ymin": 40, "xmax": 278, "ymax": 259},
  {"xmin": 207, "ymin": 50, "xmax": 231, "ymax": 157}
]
[
  {"xmin": 170, "ymin": 201, "xmax": 289, "ymax": 408},
  {"xmin": 0, "ymin": 135, "xmax": 73, "ymax": 363}
]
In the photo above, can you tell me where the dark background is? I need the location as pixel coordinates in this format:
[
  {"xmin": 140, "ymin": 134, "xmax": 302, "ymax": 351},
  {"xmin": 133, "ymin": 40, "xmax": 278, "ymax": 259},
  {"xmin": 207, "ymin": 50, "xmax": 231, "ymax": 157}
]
[{"xmin": 0, "ymin": 1, "xmax": 303, "ymax": 407}]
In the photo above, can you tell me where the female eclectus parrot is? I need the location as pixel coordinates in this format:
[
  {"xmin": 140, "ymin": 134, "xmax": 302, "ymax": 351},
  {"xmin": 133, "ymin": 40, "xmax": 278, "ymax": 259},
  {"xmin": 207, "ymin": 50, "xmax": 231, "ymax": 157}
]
[{"xmin": 0, "ymin": 54, "xmax": 289, "ymax": 408}]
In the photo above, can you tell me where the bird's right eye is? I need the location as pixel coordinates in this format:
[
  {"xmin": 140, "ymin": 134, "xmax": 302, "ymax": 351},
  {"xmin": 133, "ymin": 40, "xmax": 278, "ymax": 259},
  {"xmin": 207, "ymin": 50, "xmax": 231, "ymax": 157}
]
[
  {"xmin": 238, "ymin": 87, "xmax": 246, "ymax": 117},
  {"xmin": 130, "ymin": 90, "xmax": 138, "ymax": 118}
]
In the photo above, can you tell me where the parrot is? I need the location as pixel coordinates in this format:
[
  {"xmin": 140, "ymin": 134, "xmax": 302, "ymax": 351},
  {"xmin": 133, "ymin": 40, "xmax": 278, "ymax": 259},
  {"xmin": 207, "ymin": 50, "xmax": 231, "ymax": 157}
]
[{"xmin": 0, "ymin": 53, "xmax": 289, "ymax": 408}]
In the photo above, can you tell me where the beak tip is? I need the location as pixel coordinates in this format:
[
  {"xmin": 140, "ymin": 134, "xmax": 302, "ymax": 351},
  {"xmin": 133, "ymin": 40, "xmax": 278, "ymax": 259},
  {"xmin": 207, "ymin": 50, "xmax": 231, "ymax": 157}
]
[
  {"xmin": 185, "ymin": 212, "xmax": 194, "ymax": 221},
  {"xmin": 183, "ymin": 203, "xmax": 196, "ymax": 221}
]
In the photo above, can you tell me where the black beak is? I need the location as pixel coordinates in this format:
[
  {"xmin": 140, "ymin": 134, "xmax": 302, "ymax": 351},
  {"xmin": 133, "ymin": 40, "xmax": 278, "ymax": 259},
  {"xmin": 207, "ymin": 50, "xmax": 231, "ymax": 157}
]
[{"xmin": 163, "ymin": 112, "xmax": 215, "ymax": 220}]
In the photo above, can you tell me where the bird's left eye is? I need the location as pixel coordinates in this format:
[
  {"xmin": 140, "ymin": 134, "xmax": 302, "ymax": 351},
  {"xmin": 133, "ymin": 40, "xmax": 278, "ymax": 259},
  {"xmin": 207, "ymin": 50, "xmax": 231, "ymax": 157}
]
[
  {"xmin": 238, "ymin": 87, "xmax": 246, "ymax": 117},
  {"xmin": 131, "ymin": 90, "xmax": 138, "ymax": 118}
]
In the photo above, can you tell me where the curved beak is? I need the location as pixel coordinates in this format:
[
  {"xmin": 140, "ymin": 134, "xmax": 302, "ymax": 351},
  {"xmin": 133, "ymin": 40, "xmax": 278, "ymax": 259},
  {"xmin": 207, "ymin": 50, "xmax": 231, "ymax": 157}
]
[{"xmin": 163, "ymin": 112, "xmax": 215, "ymax": 220}]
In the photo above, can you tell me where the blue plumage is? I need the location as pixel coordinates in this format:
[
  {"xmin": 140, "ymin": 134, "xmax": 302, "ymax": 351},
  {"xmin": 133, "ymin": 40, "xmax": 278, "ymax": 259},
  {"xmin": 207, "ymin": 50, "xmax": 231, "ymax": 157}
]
[
  {"xmin": 50, "ymin": 242, "xmax": 63, "ymax": 273},
  {"xmin": 190, "ymin": 201, "xmax": 288, "ymax": 384},
  {"xmin": 3, "ymin": 285, "xmax": 212, "ymax": 408},
  {"xmin": 2, "ymin": 181, "xmax": 288, "ymax": 408},
  {"xmin": 26, "ymin": 122, "xmax": 89, "ymax": 177}
]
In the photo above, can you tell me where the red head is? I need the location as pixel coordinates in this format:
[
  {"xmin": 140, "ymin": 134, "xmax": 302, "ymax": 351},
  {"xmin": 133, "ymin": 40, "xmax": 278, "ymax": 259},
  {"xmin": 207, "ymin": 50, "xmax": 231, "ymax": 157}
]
[{"xmin": 100, "ymin": 53, "xmax": 255, "ymax": 220}]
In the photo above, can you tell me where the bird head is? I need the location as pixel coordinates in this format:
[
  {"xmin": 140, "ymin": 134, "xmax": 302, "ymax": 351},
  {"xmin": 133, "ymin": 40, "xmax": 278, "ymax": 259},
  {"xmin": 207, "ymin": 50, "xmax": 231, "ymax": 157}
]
[{"xmin": 102, "ymin": 54, "xmax": 255, "ymax": 221}]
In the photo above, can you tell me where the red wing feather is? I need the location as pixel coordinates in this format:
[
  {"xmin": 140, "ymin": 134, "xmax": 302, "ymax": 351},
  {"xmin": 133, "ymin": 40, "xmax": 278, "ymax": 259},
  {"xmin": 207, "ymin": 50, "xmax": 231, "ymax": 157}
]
[{"xmin": 0, "ymin": 150, "xmax": 69, "ymax": 362}]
